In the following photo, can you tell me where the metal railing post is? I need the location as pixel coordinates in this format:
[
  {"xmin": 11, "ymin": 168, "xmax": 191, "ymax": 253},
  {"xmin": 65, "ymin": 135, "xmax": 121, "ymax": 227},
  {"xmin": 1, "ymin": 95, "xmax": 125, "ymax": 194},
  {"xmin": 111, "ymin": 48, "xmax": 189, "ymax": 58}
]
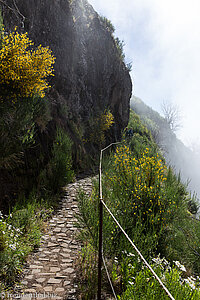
[
  {"xmin": 97, "ymin": 195, "xmax": 103, "ymax": 299},
  {"xmin": 97, "ymin": 143, "xmax": 121, "ymax": 299},
  {"xmin": 96, "ymin": 142, "xmax": 175, "ymax": 300},
  {"xmin": 98, "ymin": 150, "xmax": 103, "ymax": 300}
]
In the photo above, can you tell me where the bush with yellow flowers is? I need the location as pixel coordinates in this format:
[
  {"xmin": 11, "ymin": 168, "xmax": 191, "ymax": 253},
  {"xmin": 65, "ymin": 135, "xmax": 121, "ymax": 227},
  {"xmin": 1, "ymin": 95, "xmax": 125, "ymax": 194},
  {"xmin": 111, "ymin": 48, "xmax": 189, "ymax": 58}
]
[
  {"xmin": 0, "ymin": 28, "xmax": 55, "ymax": 102},
  {"xmin": 109, "ymin": 146, "xmax": 168, "ymax": 229},
  {"xmin": 102, "ymin": 142, "xmax": 200, "ymax": 265},
  {"xmin": 87, "ymin": 109, "xmax": 114, "ymax": 146},
  {"xmin": 0, "ymin": 28, "xmax": 55, "ymax": 172}
]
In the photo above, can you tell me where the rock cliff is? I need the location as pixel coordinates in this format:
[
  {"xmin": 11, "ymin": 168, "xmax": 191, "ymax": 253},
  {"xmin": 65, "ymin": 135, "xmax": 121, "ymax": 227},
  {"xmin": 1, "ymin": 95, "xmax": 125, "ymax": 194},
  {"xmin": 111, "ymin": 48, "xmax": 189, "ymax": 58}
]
[{"xmin": 1, "ymin": 0, "xmax": 132, "ymax": 140}]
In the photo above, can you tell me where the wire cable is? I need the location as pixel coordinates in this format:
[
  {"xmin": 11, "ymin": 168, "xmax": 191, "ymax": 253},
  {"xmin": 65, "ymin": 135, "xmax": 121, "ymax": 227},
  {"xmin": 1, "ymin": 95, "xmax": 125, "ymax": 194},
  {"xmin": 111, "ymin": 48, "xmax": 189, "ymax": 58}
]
[
  {"xmin": 101, "ymin": 199, "xmax": 175, "ymax": 300},
  {"xmin": 98, "ymin": 142, "xmax": 175, "ymax": 300},
  {"xmin": 102, "ymin": 253, "xmax": 118, "ymax": 300}
]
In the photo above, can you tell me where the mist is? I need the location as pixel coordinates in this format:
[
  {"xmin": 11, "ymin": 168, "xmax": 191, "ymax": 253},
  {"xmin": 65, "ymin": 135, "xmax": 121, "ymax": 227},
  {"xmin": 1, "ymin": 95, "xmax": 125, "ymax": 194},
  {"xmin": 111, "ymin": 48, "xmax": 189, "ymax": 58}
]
[
  {"xmin": 131, "ymin": 96, "xmax": 200, "ymax": 205},
  {"xmin": 89, "ymin": 0, "xmax": 200, "ymax": 146}
]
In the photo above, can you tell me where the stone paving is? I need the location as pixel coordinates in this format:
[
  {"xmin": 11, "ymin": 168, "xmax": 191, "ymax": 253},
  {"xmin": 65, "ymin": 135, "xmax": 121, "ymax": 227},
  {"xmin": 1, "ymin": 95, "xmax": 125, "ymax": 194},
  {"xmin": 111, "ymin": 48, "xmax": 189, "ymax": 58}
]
[{"xmin": 18, "ymin": 177, "xmax": 93, "ymax": 300}]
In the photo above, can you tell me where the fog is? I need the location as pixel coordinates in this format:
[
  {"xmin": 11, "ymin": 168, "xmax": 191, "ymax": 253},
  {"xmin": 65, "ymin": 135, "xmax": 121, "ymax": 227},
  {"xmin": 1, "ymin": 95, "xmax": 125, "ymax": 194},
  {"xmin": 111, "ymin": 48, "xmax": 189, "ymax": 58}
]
[
  {"xmin": 89, "ymin": 0, "xmax": 200, "ymax": 146},
  {"xmin": 131, "ymin": 96, "xmax": 200, "ymax": 203}
]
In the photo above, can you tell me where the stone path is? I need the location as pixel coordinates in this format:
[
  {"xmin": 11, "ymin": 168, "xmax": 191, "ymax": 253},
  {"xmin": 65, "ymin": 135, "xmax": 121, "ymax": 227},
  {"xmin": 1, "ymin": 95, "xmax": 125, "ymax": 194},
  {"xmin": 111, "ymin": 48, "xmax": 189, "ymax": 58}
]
[{"xmin": 18, "ymin": 177, "xmax": 93, "ymax": 300}]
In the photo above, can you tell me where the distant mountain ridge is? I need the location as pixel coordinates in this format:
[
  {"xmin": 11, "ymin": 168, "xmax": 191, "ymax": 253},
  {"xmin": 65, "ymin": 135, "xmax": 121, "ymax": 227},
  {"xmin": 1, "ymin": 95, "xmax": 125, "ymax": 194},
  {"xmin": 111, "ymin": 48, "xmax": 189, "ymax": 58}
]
[{"xmin": 131, "ymin": 96, "xmax": 200, "ymax": 200}]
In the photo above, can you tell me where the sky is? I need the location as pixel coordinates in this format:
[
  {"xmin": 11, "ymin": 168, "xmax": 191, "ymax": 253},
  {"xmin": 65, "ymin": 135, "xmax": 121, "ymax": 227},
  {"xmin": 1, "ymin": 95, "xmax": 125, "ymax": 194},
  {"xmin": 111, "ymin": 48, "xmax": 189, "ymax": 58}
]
[{"xmin": 89, "ymin": 0, "xmax": 200, "ymax": 147}]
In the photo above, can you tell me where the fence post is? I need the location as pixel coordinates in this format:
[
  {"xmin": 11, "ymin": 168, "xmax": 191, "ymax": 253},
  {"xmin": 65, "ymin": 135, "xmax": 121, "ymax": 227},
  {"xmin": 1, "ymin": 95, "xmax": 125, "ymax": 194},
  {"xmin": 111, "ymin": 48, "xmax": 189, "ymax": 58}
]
[
  {"xmin": 97, "ymin": 196, "xmax": 103, "ymax": 299},
  {"xmin": 97, "ymin": 143, "xmax": 121, "ymax": 299},
  {"xmin": 98, "ymin": 149, "xmax": 103, "ymax": 300},
  {"xmin": 96, "ymin": 142, "xmax": 175, "ymax": 300}
]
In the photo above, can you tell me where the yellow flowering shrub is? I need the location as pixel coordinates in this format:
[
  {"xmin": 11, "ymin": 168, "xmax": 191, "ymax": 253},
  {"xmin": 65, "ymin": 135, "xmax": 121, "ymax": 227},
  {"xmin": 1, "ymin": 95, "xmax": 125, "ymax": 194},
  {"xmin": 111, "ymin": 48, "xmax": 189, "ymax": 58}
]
[
  {"xmin": 0, "ymin": 28, "xmax": 55, "ymax": 102},
  {"xmin": 88, "ymin": 110, "xmax": 114, "ymax": 145},
  {"xmin": 107, "ymin": 145, "xmax": 171, "ymax": 229},
  {"xmin": 100, "ymin": 110, "xmax": 114, "ymax": 131}
]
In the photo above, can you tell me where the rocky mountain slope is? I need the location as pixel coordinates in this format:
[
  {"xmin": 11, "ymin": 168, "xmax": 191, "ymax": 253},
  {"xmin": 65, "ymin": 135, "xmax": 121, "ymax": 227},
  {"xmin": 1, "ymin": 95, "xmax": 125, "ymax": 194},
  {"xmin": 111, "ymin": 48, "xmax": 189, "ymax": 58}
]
[
  {"xmin": 0, "ymin": 0, "xmax": 132, "ymax": 208},
  {"xmin": 131, "ymin": 96, "xmax": 200, "ymax": 200},
  {"xmin": 1, "ymin": 0, "xmax": 132, "ymax": 138}
]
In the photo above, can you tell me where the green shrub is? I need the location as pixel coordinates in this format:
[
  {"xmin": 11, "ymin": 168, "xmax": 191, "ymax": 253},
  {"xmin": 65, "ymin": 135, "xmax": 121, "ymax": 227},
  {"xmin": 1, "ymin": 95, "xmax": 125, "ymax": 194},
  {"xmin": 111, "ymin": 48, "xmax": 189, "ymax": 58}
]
[
  {"xmin": 125, "ymin": 62, "xmax": 132, "ymax": 72},
  {"xmin": 0, "ymin": 96, "xmax": 50, "ymax": 171},
  {"xmin": 119, "ymin": 256, "xmax": 200, "ymax": 300},
  {"xmin": 39, "ymin": 127, "xmax": 74, "ymax": 193},
  {"xmin": 76, "ymin": 189, "xmax": 99, "ymax": 248},
  {"xmin": 115, "ymin": 37, "xmax": 125, "ymax": 62},
  {"xmin": 86, "ymin": 109, "xmax": 114, "ymax": 148},
  {"xmin": 0, "ymin": 192, "xmax": 53, "ymax": 286},
  {"xmin": 77, "ymin": 242, "xmax": 98, "ymax": 299},
  {"xmin": 127, "ymin": 110, "xmax": 152, "ymax": 139}
]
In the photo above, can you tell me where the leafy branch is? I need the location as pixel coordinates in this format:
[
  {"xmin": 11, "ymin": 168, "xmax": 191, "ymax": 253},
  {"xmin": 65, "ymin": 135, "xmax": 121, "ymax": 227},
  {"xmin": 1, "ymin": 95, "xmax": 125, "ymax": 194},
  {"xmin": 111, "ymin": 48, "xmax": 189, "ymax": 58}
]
[{"xmin": 0, "ymin": 0, "xmax": 25, "ymax": 27}]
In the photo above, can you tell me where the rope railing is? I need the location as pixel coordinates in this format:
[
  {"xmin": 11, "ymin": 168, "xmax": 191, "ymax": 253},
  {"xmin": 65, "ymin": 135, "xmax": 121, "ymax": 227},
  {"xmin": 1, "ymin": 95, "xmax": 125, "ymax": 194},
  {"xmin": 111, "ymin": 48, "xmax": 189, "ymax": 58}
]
[
  {"xmin": 98, "ymin": 142, "xmax": 175, "ymax": 300},
  {"xmin": 98, "ymin": 142, "xmax": 121, "ymax": 300},
  {"xmin": 102, "ymin": 250, "xmax": 118, "ymax": 300}
]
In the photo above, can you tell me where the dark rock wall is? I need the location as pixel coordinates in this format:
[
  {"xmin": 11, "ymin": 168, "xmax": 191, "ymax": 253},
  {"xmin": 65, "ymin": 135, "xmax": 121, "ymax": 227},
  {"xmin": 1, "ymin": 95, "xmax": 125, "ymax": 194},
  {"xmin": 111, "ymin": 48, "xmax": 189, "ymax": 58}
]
[{"xmin": 1, "ymin": 0, "xmax": 132, "ymax": 138}]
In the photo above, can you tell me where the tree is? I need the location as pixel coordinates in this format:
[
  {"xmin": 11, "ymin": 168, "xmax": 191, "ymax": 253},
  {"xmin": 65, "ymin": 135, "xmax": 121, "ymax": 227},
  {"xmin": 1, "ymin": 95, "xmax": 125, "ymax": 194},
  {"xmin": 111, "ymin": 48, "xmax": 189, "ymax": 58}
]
[{"xmin": 161, "ymin": 101, "xmax": 182, "ymax": 132}]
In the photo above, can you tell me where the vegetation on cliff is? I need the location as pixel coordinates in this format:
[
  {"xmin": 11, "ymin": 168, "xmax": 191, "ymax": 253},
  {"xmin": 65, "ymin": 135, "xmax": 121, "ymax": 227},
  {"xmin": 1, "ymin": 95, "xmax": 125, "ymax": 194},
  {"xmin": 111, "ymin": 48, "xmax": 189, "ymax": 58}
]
[{"xmin": 99, "ymin": 15, "xmax": 132, "ymax": 71}]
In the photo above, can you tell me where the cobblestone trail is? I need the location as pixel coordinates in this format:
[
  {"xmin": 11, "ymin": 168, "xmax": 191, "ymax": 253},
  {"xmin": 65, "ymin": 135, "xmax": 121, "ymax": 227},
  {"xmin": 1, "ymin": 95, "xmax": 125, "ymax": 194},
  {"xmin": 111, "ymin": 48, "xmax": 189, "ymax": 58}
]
[{"xmin": 18, "ymin": 177, "xmax": 93, "ymax": 300}]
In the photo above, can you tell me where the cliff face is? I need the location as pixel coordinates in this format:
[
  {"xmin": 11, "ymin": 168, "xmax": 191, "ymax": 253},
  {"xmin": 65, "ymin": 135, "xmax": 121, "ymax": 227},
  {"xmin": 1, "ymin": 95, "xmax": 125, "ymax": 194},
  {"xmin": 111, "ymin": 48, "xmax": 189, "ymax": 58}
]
[{"xmin": 1, "ymin": 0, "xmax": 132, "ymax": 138}]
